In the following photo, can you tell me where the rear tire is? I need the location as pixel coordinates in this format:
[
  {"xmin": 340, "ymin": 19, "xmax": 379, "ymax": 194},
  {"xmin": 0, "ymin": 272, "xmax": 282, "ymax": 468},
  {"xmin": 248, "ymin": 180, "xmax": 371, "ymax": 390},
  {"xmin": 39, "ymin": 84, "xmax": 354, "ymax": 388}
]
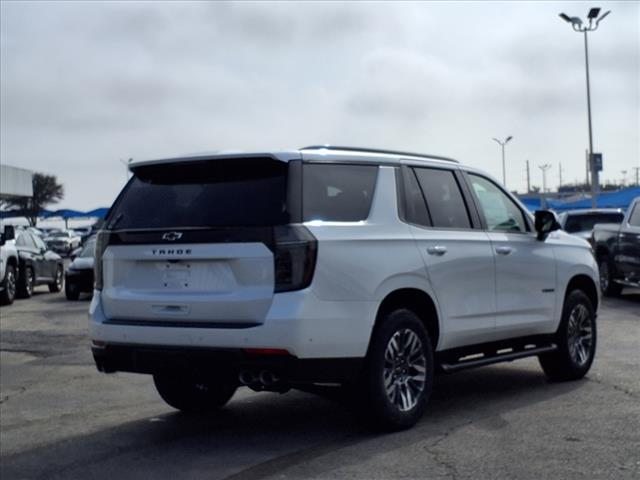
[
  {"xmin": 153, "ymin": 374, "xmax": 237, "ymax": 413},
  {"xmin": 17, "ymin": 267, "xmax": 34, "ymax": 299},
  {"xmin": 599, "ymin": 256, "xmax": 623, "ymax": 297},
  {"xmin": 539, "ymin": 290, "xmax": 596, "ymax": 381},
  {"xmin": 355, "ymin": 308, "xmax": 434, "ymax": 431},
  {"xmin": 0, "ymin": 265, "xmax": 17, "ymax": 306},
  {"xmin": 49, "ymin": 265, "xmax": 64, "ymax": 293},
  {"xmin": 65, "ymin": 281, "xmax": 80, "ymax": 300}
]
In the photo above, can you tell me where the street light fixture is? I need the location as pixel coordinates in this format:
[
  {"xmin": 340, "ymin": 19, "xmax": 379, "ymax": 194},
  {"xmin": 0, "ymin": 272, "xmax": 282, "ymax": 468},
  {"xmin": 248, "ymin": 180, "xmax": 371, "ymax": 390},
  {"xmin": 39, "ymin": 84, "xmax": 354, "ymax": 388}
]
[
  {"xmin": 558, "ymin": 7, "xmax": 611, "ymax": 207},
  {"xmin": 492, "ymin": 136, "xmax": 513, "ymax": 188}
]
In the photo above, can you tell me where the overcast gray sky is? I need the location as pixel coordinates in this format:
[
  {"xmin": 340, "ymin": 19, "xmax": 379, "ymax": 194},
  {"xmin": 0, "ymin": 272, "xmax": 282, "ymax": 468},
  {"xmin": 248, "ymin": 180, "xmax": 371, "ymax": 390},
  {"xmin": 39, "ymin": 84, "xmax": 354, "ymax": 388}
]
[{"xmin": 1, "ymin": 0, "xmax": 638, "ymax": 209}]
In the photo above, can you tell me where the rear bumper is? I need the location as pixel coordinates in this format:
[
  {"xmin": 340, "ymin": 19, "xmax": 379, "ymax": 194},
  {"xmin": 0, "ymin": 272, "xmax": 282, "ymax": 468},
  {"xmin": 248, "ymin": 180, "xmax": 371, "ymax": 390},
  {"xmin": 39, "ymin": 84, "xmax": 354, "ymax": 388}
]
[
  {"xmin": 91, "ymin": 343, "xmax": 363, "ymax": 383},
  {"xmin": 89, "ymin": 288, "xmax": 377, "ymax": 359}
]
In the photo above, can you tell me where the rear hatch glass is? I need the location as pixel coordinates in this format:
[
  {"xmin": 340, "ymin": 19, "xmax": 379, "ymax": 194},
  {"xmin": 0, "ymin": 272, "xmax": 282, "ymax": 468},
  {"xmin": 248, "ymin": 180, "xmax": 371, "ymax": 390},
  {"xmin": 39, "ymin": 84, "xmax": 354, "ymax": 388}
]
[{"xmin": 109, "ymin": 157, "xmax": 290, "ymax": 229}]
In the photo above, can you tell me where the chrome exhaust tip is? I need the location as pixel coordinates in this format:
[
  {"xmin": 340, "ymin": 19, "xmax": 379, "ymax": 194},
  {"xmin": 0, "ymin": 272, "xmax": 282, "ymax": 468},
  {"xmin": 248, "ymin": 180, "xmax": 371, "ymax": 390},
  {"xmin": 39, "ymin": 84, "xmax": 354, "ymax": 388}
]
[
  {"xmin": 239, "ymin": 370, "xmax": 258, "ymax": 386},
  {"xmin": 259, "ymin": 370, "xmax": 279, "ymax": 386}
]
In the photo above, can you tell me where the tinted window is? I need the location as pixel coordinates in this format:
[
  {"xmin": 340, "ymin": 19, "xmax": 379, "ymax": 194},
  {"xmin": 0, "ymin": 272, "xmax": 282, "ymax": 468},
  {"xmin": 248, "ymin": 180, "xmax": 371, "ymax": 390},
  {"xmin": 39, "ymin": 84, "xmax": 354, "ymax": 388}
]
[
  {"xmin": 564, "ymin": 212, "xmax": 624, "ymax": 233},
  {"xmin": 629, "ymin": 204, "xmax": 640, "ymax": 227},
  {"xmin": 16, "ymin": 232, "xmax": 36, "ymax": 248},
  {"xmin": 32, "ymin": 235, "xmax": 47, "ymax": 251},
  {"xmin": 413, "ymin": 168, "xmax": 471, "ymax": 229},
  {"xmin": 303, "ymin": 164, "xmax": 378, "ymax": 221},
  {"xmin": 80, "ymin": 238, "xmax": 96, "ymax": 257},
  {"xmin": 469, "ymin": 174, "xmax": 528, "ymax": 233},
  {"xmin": 401, "ymin": 168, "xmax": 430, "ymax": 226},
  {"xmin": 108, "ymin": 158, "xmax": 289, "ymax": 229}
]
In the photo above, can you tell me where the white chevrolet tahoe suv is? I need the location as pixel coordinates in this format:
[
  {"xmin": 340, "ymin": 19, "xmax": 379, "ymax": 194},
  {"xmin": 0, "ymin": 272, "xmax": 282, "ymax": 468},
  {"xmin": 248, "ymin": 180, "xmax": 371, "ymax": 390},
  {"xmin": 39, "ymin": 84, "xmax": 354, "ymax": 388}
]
[{"xmin": 90, "ymin": 146, "xmax": 599, "ymax": 430}]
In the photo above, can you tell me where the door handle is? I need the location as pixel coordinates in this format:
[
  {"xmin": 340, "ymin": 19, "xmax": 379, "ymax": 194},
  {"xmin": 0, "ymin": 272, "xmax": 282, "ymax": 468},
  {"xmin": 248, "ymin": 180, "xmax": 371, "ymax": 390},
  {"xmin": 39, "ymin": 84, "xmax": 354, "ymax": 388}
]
[
  {"xmin": 495, "ymin": 246, "xmax": 512, "ymax": 255},
  {"xmin": 427, "ymin": 245, "xmax": 447, "ymax": 256}
]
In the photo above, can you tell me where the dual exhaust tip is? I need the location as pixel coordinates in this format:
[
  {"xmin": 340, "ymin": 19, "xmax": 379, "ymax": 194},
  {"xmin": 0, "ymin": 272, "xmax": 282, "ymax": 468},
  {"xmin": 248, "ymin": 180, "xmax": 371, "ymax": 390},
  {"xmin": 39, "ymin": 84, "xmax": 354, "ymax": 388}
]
[{"xmin": 239, "ymin": 370, "xmax": 280, "ymax": 390}]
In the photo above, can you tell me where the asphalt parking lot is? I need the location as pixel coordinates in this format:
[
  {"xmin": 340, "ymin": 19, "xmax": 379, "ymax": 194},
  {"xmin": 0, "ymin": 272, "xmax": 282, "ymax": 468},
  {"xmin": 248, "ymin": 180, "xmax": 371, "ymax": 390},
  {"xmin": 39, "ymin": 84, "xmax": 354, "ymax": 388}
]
[{"xmin": 1, "ymin": 288, "xmax": 638, "ymax": 480}]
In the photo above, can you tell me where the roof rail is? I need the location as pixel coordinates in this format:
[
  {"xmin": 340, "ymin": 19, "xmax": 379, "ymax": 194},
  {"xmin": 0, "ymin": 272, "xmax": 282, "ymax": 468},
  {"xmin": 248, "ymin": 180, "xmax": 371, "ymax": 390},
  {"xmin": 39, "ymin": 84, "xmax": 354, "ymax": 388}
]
[{"xmin": 300, "ymin": 145, "xmax": 459, "ymax": 163}]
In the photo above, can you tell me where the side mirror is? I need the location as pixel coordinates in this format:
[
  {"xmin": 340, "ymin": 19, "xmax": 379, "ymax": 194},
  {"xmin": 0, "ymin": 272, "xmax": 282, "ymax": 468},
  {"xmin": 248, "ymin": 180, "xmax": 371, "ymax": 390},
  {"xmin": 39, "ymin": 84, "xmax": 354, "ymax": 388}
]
[
  {"xmin": 3, "ymin": 225, "xmax": 15, "ymax": 241},
  {"xmin": 535, "ymin": 210, "xmax": 561, "ymax": 241}
]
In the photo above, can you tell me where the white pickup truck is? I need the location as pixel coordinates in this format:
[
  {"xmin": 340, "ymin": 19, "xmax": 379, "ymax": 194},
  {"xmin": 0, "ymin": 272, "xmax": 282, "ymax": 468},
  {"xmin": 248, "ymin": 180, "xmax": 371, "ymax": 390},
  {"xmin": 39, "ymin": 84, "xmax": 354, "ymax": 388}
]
[{"xmin": 0, "ymin": 225, "xmax": 18, "ymax": 305}]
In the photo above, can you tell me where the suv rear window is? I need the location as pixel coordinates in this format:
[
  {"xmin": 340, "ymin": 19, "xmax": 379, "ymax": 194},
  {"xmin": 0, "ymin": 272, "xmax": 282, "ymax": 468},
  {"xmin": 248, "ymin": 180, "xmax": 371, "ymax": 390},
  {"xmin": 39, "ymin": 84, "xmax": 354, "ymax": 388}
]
[
  {"xmin": 303, "ymin": 164, "xmax": 378, "ymax": 222},
  {"xmin": 564, "ymin": 212, "xmax": 624, "ymax": 233},
  {"xmin": 108, "ymin": 158, "xmax": 290, "ymax": 228}
]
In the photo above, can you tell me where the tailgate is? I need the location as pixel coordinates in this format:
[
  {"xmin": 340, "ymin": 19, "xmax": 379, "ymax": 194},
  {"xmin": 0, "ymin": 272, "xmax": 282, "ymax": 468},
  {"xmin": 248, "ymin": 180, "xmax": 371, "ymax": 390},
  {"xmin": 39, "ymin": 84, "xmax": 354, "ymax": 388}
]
[{"xmin": 100, "ymin": 242, "xmax": 274, "ymax": 325}]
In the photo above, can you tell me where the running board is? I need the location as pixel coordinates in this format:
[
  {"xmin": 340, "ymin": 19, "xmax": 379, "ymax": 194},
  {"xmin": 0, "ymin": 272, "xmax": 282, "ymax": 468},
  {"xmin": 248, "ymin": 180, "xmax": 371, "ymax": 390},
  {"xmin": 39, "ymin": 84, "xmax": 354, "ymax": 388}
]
[{"xmin": 440, "ymin": 345, "xmax": 557, "ymax": 373}]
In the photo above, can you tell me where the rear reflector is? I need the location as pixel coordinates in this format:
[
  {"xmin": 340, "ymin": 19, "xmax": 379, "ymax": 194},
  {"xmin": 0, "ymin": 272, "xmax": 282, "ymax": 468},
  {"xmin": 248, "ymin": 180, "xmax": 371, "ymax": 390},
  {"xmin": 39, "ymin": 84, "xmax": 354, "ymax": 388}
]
[{"xmin": 242, "ymin": 348, "xmax": 290, "ymax": 356}]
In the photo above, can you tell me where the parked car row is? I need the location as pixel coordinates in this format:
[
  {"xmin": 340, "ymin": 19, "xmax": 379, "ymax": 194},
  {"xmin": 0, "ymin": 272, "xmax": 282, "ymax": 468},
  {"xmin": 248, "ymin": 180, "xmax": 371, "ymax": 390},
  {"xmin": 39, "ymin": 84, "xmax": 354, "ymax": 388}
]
[
  {"xmin": 554, "ymin": 200, "xmax": 640, "ymax": 296},
  {"xmin": 0, "ymin": 225, "xmax": 96, "ymax": 305}
]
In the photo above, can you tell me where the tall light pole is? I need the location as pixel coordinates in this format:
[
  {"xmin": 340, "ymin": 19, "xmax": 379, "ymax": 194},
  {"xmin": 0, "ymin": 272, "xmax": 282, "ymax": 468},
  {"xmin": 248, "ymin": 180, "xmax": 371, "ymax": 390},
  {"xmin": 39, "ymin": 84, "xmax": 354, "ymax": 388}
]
[
  {"xmin": 559, "ymin": 7, "xmax": 611, "ymax": 208},
  {"xmin": 492, "ymin": 136, "xmax": 513, "ymax": 188},
  {"xmin": 539, "ymin": 164, "xmax": 552, "ymax": 193}
]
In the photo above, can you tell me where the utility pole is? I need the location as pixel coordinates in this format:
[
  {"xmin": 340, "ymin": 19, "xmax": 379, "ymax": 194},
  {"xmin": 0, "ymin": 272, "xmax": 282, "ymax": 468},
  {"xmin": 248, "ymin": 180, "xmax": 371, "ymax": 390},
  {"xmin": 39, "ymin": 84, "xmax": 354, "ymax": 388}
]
[
  {"xmin": 526, "ymin": 160, "xmax": 531, "ymax": 193},
  {"xmin": 633, "ymin": 166, "xmax": 639, "ymax": 186},
  {"xmin": 558, "ymin": 163, "xmax": 563, "ymax": 190},
  {"xmin": 585, "ymin": 149, "xmax": 590, "ymax": 187},
  {"xmin": 539, "ymin": 164, "xmax": 552, "ymax": 193}
]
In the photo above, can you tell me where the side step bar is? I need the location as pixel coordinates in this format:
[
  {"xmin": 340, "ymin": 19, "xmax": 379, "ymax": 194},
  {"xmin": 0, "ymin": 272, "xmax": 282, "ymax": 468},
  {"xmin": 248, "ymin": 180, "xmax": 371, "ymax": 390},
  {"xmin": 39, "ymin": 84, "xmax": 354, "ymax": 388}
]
[
  {"xmin": 613, "ymin": 279, "xmax": 640, "ymax": 288},
  {"xmin": 440, "ymin": 345, "xmax": 557, "ymax": 373}
]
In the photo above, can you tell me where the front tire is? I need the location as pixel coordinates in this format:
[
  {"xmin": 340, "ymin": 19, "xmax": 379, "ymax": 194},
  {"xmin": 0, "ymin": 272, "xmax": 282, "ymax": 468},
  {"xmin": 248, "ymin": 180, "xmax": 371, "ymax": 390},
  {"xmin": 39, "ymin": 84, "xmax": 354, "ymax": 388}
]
[
  {"xmin": 539, "ymin": 290, "xmax": 597, "ymax": 381},
  {"xmin": 153, "ymin": 374, "xmax": 237, "ymax": 413},
  {"xmin": 0, "ymin": 265, "xmax": 17, "ymax": 305},
  {"xmin": 49, "ymin": 265, "xmax": 64, "ymax": 293},
  {"xmin": 17, "ymin": 267, "xmax": 34, "ymax": 299},
  {"xmin": 357, "ymin": 309, "xmax": 434, "ymax": 431}
]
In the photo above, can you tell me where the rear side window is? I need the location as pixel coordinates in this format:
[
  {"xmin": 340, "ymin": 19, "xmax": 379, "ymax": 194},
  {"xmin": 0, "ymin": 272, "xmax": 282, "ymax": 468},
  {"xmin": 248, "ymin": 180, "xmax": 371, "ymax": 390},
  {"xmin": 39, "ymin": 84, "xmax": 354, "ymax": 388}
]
[
  {"xmin": 108, "ymin": 158, "xmax": 289, "ymax": 228},
  {"xmin": 413, "ymin": 168, "xmax": 471, "ymax": 229},
  {"xmin": 401, "ymin": 168, "xmax": 430, "ymax": 227},
  {"xmin": 629, "ymin": 204, "xmax": 640, "ymax": 227},
  {"xmin": 303, "ymin": 164, "xmax": 378, "ymax": 221}
]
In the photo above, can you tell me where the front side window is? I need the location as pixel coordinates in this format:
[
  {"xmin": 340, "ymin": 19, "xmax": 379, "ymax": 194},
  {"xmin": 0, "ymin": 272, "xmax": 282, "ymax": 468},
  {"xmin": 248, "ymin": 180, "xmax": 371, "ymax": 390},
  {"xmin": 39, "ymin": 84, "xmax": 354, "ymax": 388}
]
[
  {"xmin": 468, "ymin": 174, "xmax": 528, "ymax": 233},
  {"xmin": 32, "ymin": 235, "xmax": 47, "ymax": 251},
  {"xmin": 413, "ymin": 168, "xmax": 471, "ymax": 229},
  {"xmin": 303, "ymin": 164, "xmax": 378, "ymax": 222}
]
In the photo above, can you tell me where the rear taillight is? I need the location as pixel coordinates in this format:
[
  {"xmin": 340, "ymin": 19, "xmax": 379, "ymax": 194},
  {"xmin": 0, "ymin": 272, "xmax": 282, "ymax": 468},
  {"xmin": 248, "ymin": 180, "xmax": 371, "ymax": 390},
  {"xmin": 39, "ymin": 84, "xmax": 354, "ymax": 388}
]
[
  {"xmin": 273, "ymin": 225, "xmax": 317, "ymax": 293},
  {"xmin": 93, "ymin": 231, "xmax": 109, "ymax": 290}
]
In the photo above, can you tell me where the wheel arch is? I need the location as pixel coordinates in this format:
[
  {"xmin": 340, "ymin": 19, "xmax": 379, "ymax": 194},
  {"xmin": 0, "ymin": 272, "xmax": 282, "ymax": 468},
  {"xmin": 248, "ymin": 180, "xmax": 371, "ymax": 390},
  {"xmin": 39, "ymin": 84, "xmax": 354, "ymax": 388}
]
[
  {"xmin": 6, "ymin": 255, "xmax": 18, "ymax": 272},
  {"xmin": 374, "ymin": 288, "xmax": 440, "ymax": 350},
  {"xmin": 565, "ymin": 274, "xmax": 599, "ymax": 311}
]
